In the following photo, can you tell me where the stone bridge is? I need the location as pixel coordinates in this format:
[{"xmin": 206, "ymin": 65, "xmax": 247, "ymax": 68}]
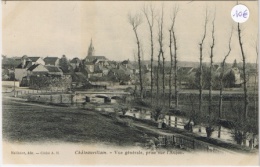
[{"xmin": 81, "ymin": 92, "xmax": 131, "ymax": 103}]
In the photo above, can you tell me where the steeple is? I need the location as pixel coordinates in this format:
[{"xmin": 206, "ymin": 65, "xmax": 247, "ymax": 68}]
[{"xmin": 87, "ymin": 38, "xmax": 95, "ymax": 57}]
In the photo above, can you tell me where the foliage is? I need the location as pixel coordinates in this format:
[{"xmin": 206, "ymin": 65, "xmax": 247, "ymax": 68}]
[
  {"xmin": 59, "ymin": 55, "xmax": 72, "ymax": 73},
  {"xmin": 74, "ymin": 62, "xmax": 84, "ymax": 72},
  {"xmin": 223, "ymin": 70, "xmax": 236, "ymax": 88},
  {"xmin": 194, "ymin": 66, "xmax": 219, "ymax": 89},
  {"xmin": 29, "ymin": 75, "xmax": 72, "ymax": 90},
  {"xmin": 151, "ymin": 106, "xmax": 167, "ymax": 121}
]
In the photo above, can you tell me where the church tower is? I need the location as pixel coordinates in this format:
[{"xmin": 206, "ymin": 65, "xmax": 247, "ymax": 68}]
[{"xmin": 87, "ymin": 38, "xmax": 95, "ymax": 57}]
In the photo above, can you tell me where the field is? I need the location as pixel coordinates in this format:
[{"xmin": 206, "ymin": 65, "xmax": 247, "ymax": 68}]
[{"xmin": 2, "ymin": 97, "xmax": 156, "ymax": 147}]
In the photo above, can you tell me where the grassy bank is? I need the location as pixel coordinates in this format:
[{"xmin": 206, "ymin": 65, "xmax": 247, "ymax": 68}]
[{"xmin": 2, "ymin": 98, "xmax": 157, "ymax": 147}]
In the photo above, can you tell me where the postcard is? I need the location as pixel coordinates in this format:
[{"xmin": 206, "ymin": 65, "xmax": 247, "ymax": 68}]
[{"xmin": 1, "ymin": 0, "xmax": 259, "ymax": 166}]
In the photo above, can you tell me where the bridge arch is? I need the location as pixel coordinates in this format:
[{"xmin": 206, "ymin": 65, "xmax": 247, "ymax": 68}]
[
  {"xmin": 95, "ymin": 94, "xmax": 109, "ymax": 98},
  {"xmin": 111, "ymin": 96, "xmax": 122, "ymax": 100}
]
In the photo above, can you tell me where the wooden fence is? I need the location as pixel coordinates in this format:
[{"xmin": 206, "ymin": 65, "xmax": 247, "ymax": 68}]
[{"xmin": 157, "ymin": 135, "xmax": 221, "ymax": 152}]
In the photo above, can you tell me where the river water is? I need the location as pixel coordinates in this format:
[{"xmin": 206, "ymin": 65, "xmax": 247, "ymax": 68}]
[
  {"xmin": 78, "ymin": 94, "xmax": 255, "ymax": 147},
  {"xmin": 124, "ymin": 109, "xmax": 251, "ymax": 146}
]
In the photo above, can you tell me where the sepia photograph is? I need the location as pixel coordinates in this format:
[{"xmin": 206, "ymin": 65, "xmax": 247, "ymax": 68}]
[{"xmin": 1, "ymin": 0, "xmax": 259, "ymax": 165}]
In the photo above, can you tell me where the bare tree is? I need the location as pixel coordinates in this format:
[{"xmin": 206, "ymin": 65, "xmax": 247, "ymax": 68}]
[
  {"xmin": 198, "ymin": 9, "xmax": 208, "ymax": 132},
  {"xmin": 218, "ymin": 27, "xmax": 233, "ymax": 138},
  {"xmin": 128, "ymin": 13, "xmax": 143, "ymax": 99},
  {"xmin": 169, "ymin": 28, "xmax": 173, "ymax": 108},
  {"xmin": 157, "ymin": 5, "xmax": 165, "ymax": 105},
  {"xmin": 143, "ymin": 4, "xmax": 156, "ymax": 103},
  {"xmin": 237, "ymin": 23, "xmax": 249, "ymax": 145},
  {"xmin": 254, "ymin": 41, "xmax": 258, "ymax": 122},
  {"xmin": 206, "ymin": 11, "xmax": 215, "ymax": 138},
  {"xmin": 237, "ymin": 23, "xmax": 249, "ymax": 124},
  {"xmin": 169, "ymin": 5, "xmax": 179, "ymax": 127},
  {"xmin": 169, "ymin": 5, "xmax": 179, "ymax": 108},
  {"xmin": 156, "ymin": 58, "xmax": 160, "ymax": 103}
]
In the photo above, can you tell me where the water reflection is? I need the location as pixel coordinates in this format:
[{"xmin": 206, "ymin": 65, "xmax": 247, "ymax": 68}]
[{"xmin": 125, "ymin": 108, "xmax": 246, "ymax": 146}]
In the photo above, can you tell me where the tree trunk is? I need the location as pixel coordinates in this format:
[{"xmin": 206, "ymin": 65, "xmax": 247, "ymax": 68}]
[
  {"xmin": 128, "ymin": 14, "xmax": 143, "ymax": 100},
  {"xmin": 254, "ymin": 46, "xmax": 258, "ymax": 123},
  {"xmin": 237, "ymin": 23, "xmax": 249, "ymax": 122},
  {"xmin": 142, "ymin": 5, "xmax": 155, "ymax": 104},
  {"xmin": 199, "ymin": 44, "xmax": 203, "ymax": 132},
  {"xmin": 237, "ymin": 23, "xmax": 249, "ymax": 146},
  {"xmin": 162, "ymin": 51, "xmax": 165, "ymax": 105},
  {"xmin": 218, "ymin": 28, "xmax": 232, "ymax": 138},
  {"xmin": 150, "ymin": 35, "xmax": 154, "ymax": 104},
  {"xmin": 169, "ymin": 30, "xmax": 173, "ymax": 108},
  {"xmin": 198, "ymin": 9, "xmax": 208, "ymax": 133},
  {"xmin": 173, "ymin": 29, "xmax": 178, "ymax": 109},
  {"xmin": 157, "ymin": 54, "xmax": 161, "ymax": 104}
]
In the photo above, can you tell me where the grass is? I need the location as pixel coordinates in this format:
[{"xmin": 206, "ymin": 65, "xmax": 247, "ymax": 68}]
[{"xmin": 2, "ymin": 98, "xmax": 155, "ymax": 147}]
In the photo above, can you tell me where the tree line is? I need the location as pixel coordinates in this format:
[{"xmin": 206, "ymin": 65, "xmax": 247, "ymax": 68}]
[{"xmin": 128, "ymin": 3, "xmax": 258, "ymax": 147}]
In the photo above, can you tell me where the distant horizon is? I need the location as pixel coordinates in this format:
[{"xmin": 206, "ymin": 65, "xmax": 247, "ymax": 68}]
[{"xmin": 2, "ymin": 54, "xmax": 257, "ymax": 65}]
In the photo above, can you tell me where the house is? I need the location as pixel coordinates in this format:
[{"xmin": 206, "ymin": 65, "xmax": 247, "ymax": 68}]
[
  {"xmin": 27, "ymin": 64, "xmax": 49, "ymax": 77},
  {"xmin": 14, "ymin": 68, "xmax": 28, "ymax": 82},
  {"xmin": 222, "ymin": 60, "xmax": 242, "ymax": 88},
  {"xmin": 108, "ymin": 61, "xmax": 118, "ymax": 69},
  {"xmin": 97, "ymin": 65, "xmax": 110, "ymax": 76},
  {"xmin": 27, "ymin": 57, "xmax": 45, "ymax": 65},
  {"xmin": 45, "ymin": 65, "xmax": 63, "ymax": 76},
  {"xmin": 16, "ymin": 56, "xmax": 45, "ymax": 68},
  {"xmin": 231, "ymin": 67, "xmax": 241, "ymax": 85},
  {"xmin": 107, "ymin": 68, "xmax": 131, "ymax": 84},
  {"xmin": 93, "ymin": 58, "xmax": 109, "ymax": 67},
  {"xmin": 70, "ymin": 57, "xmax": 82, "ymax": 70},
  {"xmin": 246, "ymin": 68, "xmax": 258, "ymax": 88},
  {"xmin": 178, "ymin": 67, "xmax": 194, "ymax": 75},
  {"xmin": 15, "ymin": 59, "xmax": 35, "ymax": 81},
  {"xmin": 23, "ymin": 64, "xmax": 63, "ymax": 87},
  {"xmin": 84, "ymin": 61, "xmax": 95, "ymax": 73},
  {"xmin": 177, "ymin": 67, "xmax": 196, "ymax": 89},
  {"xmin": 143, "ymin": 64, "xmax": 151, "ymax": 72},
  {"xmin": 85, "ymin": 55, "xmax": 107, "ymax": 63},
  {"xmin": 121, "ymin": 61, "xmax": 139, "ymax": 74},
  {"xmin": 44, "ymin": 57, "xmax": 60, "ymax": 66}
]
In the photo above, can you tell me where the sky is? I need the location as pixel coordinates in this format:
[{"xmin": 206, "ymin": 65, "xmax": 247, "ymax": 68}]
[{"xmin": 2, "ymin": 1, "xmax": 258, "ymax": 63}]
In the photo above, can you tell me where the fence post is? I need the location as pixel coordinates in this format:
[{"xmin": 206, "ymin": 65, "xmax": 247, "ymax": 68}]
[
  {"xmin": 168, "ymin": 115, "xmax": 171, "ymax": 126},
  {"xmin": 75, "ymin": 94, "xmax": 77, "ymax": 106},
  {"xmin": 60, "ymin": 94, "xmax": 62, "ymax": 104},
  {"xmin": 71, "ymin": 94, "xmax": 74, "ymax": 105}
]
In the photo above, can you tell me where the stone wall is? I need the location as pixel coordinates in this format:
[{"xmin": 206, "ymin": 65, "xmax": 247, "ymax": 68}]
[{"xmin": 28, "ymin": 94, "xmax": 75, "ymax": 104}]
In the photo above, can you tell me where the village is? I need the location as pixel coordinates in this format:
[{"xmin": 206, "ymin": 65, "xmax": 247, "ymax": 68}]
[
  {"xmin": 1, "ymin": 1, "xmax": 259, "ymax": 165},
  {"xmin": 2, "ymin": 39, "xmax": 258, "ymax": 92}
]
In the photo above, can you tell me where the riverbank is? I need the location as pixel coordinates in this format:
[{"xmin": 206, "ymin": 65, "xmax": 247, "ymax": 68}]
[{"xmin": 2, "ymin": 93, "xmax": 258, "ymax": 153}]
